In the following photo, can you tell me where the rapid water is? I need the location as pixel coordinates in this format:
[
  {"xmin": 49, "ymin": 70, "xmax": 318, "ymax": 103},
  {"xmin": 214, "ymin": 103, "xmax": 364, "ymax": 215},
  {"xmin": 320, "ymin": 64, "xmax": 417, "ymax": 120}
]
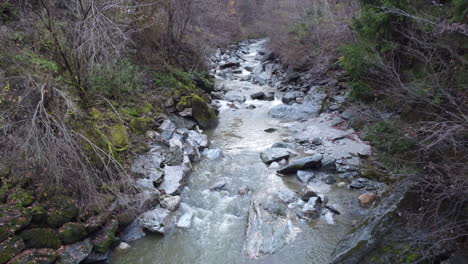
[{"xmin": 113, "ymin": 40, "xmax": 363, "ymax": 264}]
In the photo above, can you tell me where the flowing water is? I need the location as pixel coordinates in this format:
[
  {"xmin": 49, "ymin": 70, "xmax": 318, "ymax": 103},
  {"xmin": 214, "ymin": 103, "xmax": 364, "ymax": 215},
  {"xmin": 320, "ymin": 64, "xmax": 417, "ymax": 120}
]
[{"xmin": 113, "ymin": 40, "xmax": 364, "ymax": 264}]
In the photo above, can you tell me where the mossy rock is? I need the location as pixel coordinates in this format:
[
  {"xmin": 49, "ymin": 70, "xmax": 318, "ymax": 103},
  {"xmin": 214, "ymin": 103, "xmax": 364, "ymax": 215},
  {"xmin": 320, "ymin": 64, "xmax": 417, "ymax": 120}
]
[
  {"xmin": 0, "ymin": 228, "xmax": 12, "ymax": 243},
  {"xmin": 191, "ymin": 94, "xmax": 218, "ymax": 129},
  {"xmin": 121, "ymin": 103, "xmax": 153, "ymax": 117},
  {"xmin": 0, "ymin": 184, "xmax": 8, "ymax": 203},
  {"xmin": 29, "ymin": 205, "xmax": 47, "ymax": 224},
  {"xmin": 0, "ymin": 206, "xmax": 32, "ymax": 234},
  {"xmin": 84, "ymin": 212, "xmax": 111, "ymax": 234},
  {"xmin": 45, "ymin": 196, "xmax": 79, "ymax": 228},
  {"xmin": 0, "ymin": 237, "xmax": 25, "ymax": 264},
  {"xmin": 8, "ymin": 188, "xmax": 34, "ymax": 207},
  {"xmin": 91, "ymin": 219, "xmax": 118, "ymax": 253},
  {"xmin": 109, "ymin": 124, "xmax": 128, "ymax": 149},
  {"xmin": 20, "ymin": 228, "xmax": 62, "ymax": 249},
  {"xmin": 58, "ymin": 223, "xmax": 87, "ymax": 245},
  {"xmin": 176, "ymin": 95, "xmax": 193, "ymax": 112},
  {"xmin": 8, "ymin": 248, "xmax": 58, "ymax": 264},
  {"xmin": 130, "ymin": 116, "xmax": 154, "ymax": 135}
]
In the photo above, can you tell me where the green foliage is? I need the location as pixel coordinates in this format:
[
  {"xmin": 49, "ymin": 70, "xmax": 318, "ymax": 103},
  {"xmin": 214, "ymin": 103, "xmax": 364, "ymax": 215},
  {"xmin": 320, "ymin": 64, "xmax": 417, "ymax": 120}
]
[
  {"xmin": 349, "ymin": 80, "xmax": 374, "ymax": 102},
  {"xmin": 365, "ymin": 122, "xmax": 416, "ymax": 155},
  {"xmin": 339, "ymin": 43, "xmax": 374, "ymax": 79},
  {"xmin": 0, "ymin": 2, "xmax": 16, "ymax": 24},
  {"xmin": 451, "ymin": 0, "xmax": 468, "ymax": 22},
  {"xmin": 90, "ymin": 60, "xmax": 142, "ymax": 99}
]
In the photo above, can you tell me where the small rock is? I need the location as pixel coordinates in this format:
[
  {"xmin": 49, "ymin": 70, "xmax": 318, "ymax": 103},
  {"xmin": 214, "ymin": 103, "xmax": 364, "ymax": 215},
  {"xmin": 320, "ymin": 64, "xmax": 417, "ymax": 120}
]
[
  {"xmin": 117, "ymin": 242, "xmax": 130, "ymax": 250},
  {"xmin": 337, "ymin": 182, "xmax": 346, "ymax": 188},
  {"xmin": 277, "ymin": 154, "xmax": 323, "ymax": 174},
  {"xmin": 203, "ymin": 149, "xmax": 224, "ymax": 160},
  {"xmin": 277, "ymin": 190, "xmax": 297, "ymax": 203},
  {"xmin": 324, "ymin": 175, "xmax": 336, "ymax": 185},
  {"xmin": 264, "ymin": 128, "xmax": 277, "ymax": 133},
  {"xmin": 260, "ymin": 148, "xmax": 290, "ymax": 163},
  {"xmin": 269, "ymin": 162, "xmax": 280, "ymax": 169},
  {"xmin": 302, "ymin": 197, "xmax": 321, "ymax": 218},
  {"xmin": 210, "ymin": 180, "xmax": 227, "ymax": 191},
  {"xmin": 350, "ymin": 179, "xmax": 366, "ymax": 189},
  {"xmin": 246, "ymin": 105, "xmax": 256, "ymax": 109},
  {"xmin": 297, "ymin": 170, "xmax": 315, "ymax": 183},
  {"xmin": 299, "ymin": 189, "xmax": 319, "ymax": 202},
  {"xmin": 358, "ymin": 192, "xmax": 377, "ymax": 208},
  {"xmin": 140, "ymin": 207, "xmax": 171, "ymax": 234},
  {"xmin": 250, "ymin": 92, "xmax": 266, "ymax": 100},
  {"xmin": 238, "ymin": 186, "xmax": 250, "ymax": 195}
]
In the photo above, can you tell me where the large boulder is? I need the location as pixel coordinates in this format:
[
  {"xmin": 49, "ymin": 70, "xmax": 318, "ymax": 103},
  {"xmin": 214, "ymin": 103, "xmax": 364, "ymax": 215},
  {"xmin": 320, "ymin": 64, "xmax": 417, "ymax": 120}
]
[
  {"xmin": 191, "ymin": 95, "xmax": 218, "ymax": 129},
  {"xmin": 91, "ymin": 220, "xmax": 119, "ymax": 253},
  {"xmin": 245, "ymin": 193, "xmax": 299, "ymax": 258},
  {"xmin": 20, "ymin": 228, "xmax": 62, "ymax": 249},
  {"xmin": 140, "ymin": 207, "xmax": 171, "ymax": 234},
  {"xmin": 160, "ymin": 195, "xmax": 181, "ymax": 211},
  {"xmin": 282, "ymin": 92, "xmax": 304, "ymax": 104},
  {"xmin": 58, "ymin": 223, "xmax": 87, "ymax": 245},
  {"xmin": 0, "ymin": 237, "xmax": 25, "ymax": 264},
  {"xmin": 45, "ymin": 196, "xmax": 79, "ymax": 228},
  {"xmin": 260, "ymin": 148, "xmax": 290, "ymax": 163},
  {"xmin": 277, "ymin": 154, "xmax": 323, "ymax": 174},
  {"xmin": 57, "ymin": 239, "xmax": 93, "ymax": 264},
  {"xmin": 160, "ymin": 165, "xmax": 190, "ymax": 195}
]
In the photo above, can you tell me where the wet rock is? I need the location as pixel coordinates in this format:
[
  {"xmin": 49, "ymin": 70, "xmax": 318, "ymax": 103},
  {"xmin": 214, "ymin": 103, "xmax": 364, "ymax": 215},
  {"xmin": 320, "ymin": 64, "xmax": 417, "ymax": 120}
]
[
  {"xmin": 210, "ymin": 180, "xmax": 227, "ymax": 191},
  {"xmin": 269, "ymin": 91, "xmax": 326, "ymax": 120},
  {"xmin": 116, "ymin": 242, "xmax": 130, "ymax": 250},
  {"xmin": 322, "ymin": 155, "xmax": 337, "ymax": 172},
  {"xmin": 244, "ymin": 66, "xmax": 253, "ymax": 72},
  {"xmin": 57, "ymin": 239, "xmax": 93, "ymax": 264},
  {"xmin": 358, "ymin": 192, "xmax": 377, "ymax": 208},
  {"xmin": 177, "ymin": 204, "xmax": 194, "ymax": 229},
  {"xmin": 299, "ymin": 189, "xmax": 319, "ymax": 202},
  {"xmin": 271, "ymin": 142, "xmax": 296, "ymax": 150},
  {"xmin": 324, "ymin": 175, "xmax": 336, "ymax": 185},
  {"xmin": 120, "ymin": 219, "xmax": 145, "ymax": 243},
  {"xmin": 160, "ymin": 165, "xmax": 190, "ymax": 195},
  {"xmin": 140, "ymin": 207, "xmax": 171, "ymax": 234},
  {"xmin": 269, "ymin": 162, "xmax": 280, "ymax": 169},
  {"xmin": 184, "ymin": 141, "xmax": 201, "ymax": 162},
  {"xmin": 219, "ymin": 62, "xmax": 240, "ymax": 70},
  {"xmin": 202, "ymin": 149, "xmax": 224, "ymax": 160},
  {"xmin": 160, "ymin": 119, "xmax": 176, "ymax": 140},
  {"xmin": 337, "ymin": 182, "xmax": 347, "ymax": 188},
  {"xmin": 264, "ymin": 128, "xmax": 277, "ymax": 133},
  {"xmin": 91, "ymin": 220, "xmax": 118, "ymax": 253},
  {"xmin": 250, "ymin": 92, "xmax": 266, "ymax": 100},
  {"xmin": 325, "ymin": 205, "xmax": 341, "ymax": 215},
  {"xmin": 188, "ymin": 130, "xmax": 209, "ymax": 149},
  {"xmin": 260, "ymin": 148, "xmax": 290, "ymax": 163},
  {"xmin": 82, "ymin": 250, "xmax": 111, "ymax": 264},
  {"xmin": 350, "ymin": 179, "xmax": 366, "ymax": 189},
  {"xmin": 163, "ymin": 146, "xmax": 184, "ymax": 166},
  {"xmin": 297, "ymin": 170, "xmax": 315, "ymax": 183},
  {"xmin": 224, "ymin": 91, "xmax": 246, "ymax": 103},
  {"xmin": 245, "ymin": 194, "xmax": 299, "ymax": 258},
  {"xmin": 277, "ymin": 154, "xmax": 323, "ymax": 174},
  {"xmin": 302, "ymin": 197, "xmax": 322, "ymax": 218},
  {"xmin": 238, "ymin": 186, "xmax": 250, "ymax": 195},
  {"xmin": 160, "ymin": 195, "xmax": 181, "ymax": 211},
  {"xmin": 282, "ymin": 92, "xmax": 304, "ymax": 104},
  {"xmin": 246, "ymin": 105, "xmax": 256, "ymax": 109},
  {"xmin": 277, "ymin": 190, "xmax": 297, "ymax": 204}
]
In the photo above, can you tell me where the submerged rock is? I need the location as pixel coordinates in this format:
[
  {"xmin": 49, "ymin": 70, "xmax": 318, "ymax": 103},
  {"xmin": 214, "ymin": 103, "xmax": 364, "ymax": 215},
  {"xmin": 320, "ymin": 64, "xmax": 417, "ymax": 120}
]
[
  {"xmin": 250, "ymin": 92, "xmax": 266, "ymax": 100},
  {"xmin": 210, "ymin": 180, "xmax": 227, "ymax": 191},
  {"xmin": 301, "ymin": 197, "xmax": 322, "ymax": 219},
  {"xmin": 296, "ymin": 170, "xmax": 315, "ymax": 183},
  {"xmin": 177, "ymin": 204, "xmax": 194, "ymax": 229},
  {"xmin": 260, "ymin": 148, "xmax": 290, "ymax": 163},
  {"xmin": 224, "ymin": 91, "xmax": 246, "ymax": 103},
  {"xmin": 120, "ymin": 219, "xmax": 145, "ymax": 243},
  {"xmin": 277, "ymin": 154, "xmax": 323, "ymax": 174},
  {"xmin": 203, "ymin": 149, "xmax": 224, "ymax": 160}
]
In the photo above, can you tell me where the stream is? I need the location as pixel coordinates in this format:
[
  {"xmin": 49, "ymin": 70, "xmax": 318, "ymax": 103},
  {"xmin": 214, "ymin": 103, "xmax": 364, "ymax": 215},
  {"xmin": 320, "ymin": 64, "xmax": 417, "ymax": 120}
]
[{"xmin": 112, "ymin": 40, "xmax": 371, "ymax": 264}]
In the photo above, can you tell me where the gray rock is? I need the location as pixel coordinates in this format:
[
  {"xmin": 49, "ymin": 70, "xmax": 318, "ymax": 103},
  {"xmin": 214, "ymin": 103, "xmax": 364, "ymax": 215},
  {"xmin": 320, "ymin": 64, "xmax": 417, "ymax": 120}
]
[
  {"xmin": 160, "ymin": 165, "xmax": 190, "ymax": 195},
  {"xmin": 160, "ymin": 119, "xmax": 176, "ymax": 140},
  {"xmin": 277, "ymin": 190, "xmax": 297, "ymax": 203},
  {"xmin": 299, "ymin": 189, "xmax": 319, "ymax": 202},
  {"xmin": 224, "ymin": 91, "xmax": 246, "ymax": 103},
  {"xmin": 83, "ymin": 250, "xmax": 111, "ymax": 264},
  {"xmin": 250, "ymin": 92, "xmax": 266, "ymax": 100},
  {"xmin": 264, "ymin": 128, "xmax": 277, "ymax": 133},
  {"xmin": 210, "ymin": 180, "xmax": 227, "ymax": 191},
  {"xmin": 120, "ymin": 219, "xmax": 146, "ymax": 242},
  {"xmin": 203, "ymin": 149, "xmax": 224, "ymax": 160},
  {"xmin": 324, "ymin": 175, "xmax": 336, "ymax": 185},
  {"xmin": 350, "ymin": 179, "xmax": 366, "ymax": 189},
  {"xmin": 302, "ymin": 197, "xmax": 321, "ymax": 218},
  {"xmin": 297, "ymin": 170, "xmax": 315, "ymax": 183},
  {"xmin": 219, "ymin": 62, "xmax": 240, "ymax": 70},
  {"xmin": 277, "ymin": 154, "xmax": 323, "ymax": 174},
  {"xmin": 269, "ymin": 90, "xmax": 326, "ymax": 120},
  {"xmin": 160, "ymin": 195, "xmax": 181, "ymax": 211},
  {"xmin": 58, "ymin": 239, "xmax": 93, "ymax": 264},
  {"xmin": 269, "ymin": 162, "xmax": 280, "ymax": 169},
  {"xmin": 282, "ymin": 92, "xmax": 304, "ymax": 104},
  {"xmin": 177, "ymin": 203, "xmax": 194, "ymax": 229},
  {"xmin": 140, "ymin": 206, "xmax": 171, "ymax": 234},
  {"xmin": 271, "ymin": 142, "xmax": 296, "ymax": 150},
  {"xmin": 260, "ymin": 148, "xmax": 290, "ymax": 163},
  {"xmin": 245, "ymin": 194, "xmax": 298, "ymax": 258},
  {"xmin": 188, "ymin": 130, "xmax": 209, "ymax": 149},
  {"xmin": 184, "ymin": 141, "xmax": 201, "ymax": 162},
  {"xmin": 238, "ymin": 186, "xmax": 250, "ymax": 195},
  {"xmin": 163, "ymin": 146, "xmax": 184, "ymax": 166}
]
